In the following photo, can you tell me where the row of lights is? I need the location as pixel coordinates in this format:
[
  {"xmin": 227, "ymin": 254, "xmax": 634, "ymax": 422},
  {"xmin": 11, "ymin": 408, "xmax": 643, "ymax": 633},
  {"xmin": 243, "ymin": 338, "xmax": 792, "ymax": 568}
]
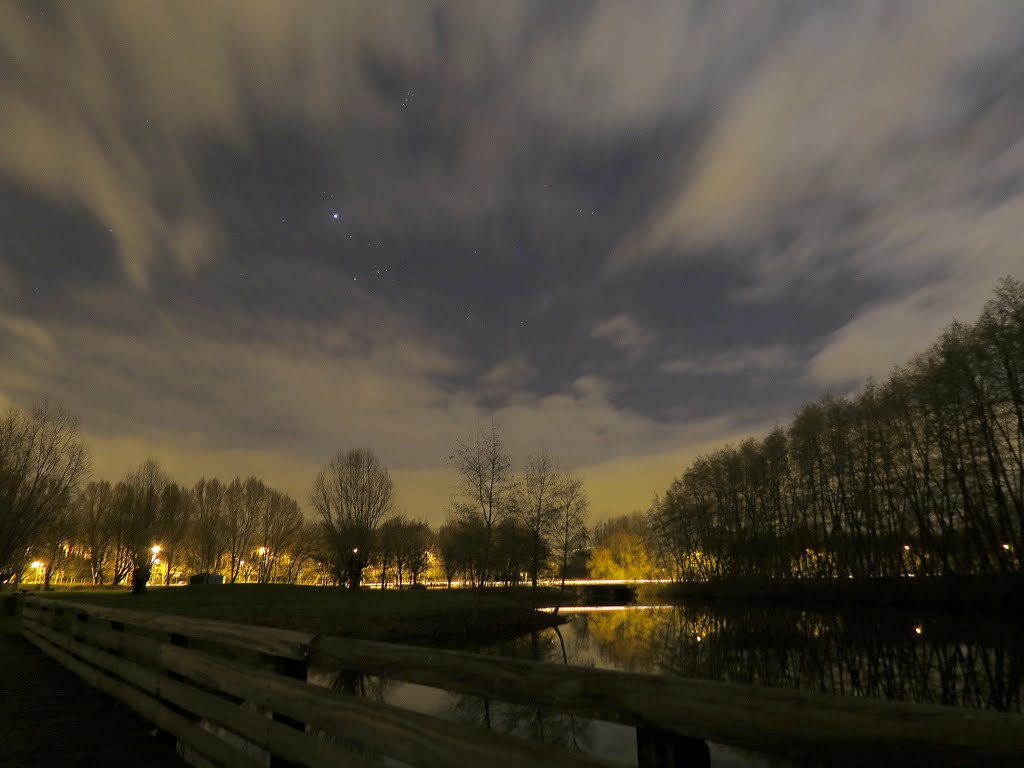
[{"xmin": 904, "ymin": 543, "xmax": 1012, "ymax": 552}]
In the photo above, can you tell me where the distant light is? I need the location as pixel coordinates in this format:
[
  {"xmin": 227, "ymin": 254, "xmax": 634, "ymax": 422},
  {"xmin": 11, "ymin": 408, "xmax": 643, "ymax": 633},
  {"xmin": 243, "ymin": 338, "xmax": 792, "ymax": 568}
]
[
  {"xmin": 151, "ymin": 545, "xmax": 161, "ymax": 554},
  {"xmin": 903, "ymin": 544, "xmax": 911, "ymax": 552},
  {"xmin": 332, "ymin": 212, "xmax": 339, "ymax": 220},
  {"xmin": 914, "ymin": 625, "xmax": 923, "ymax": 635},
  {"xmin": 258, "ymin": 546, "xmax": 267, "ymax": 556},
  {"xmin": 1002, "ymin": 543, "xmax": 1012, "ymax": 551},
  {"xmin": 696, "ymin": 635, "xmax": 702, "ymax": 642},
  {"xmin": 352, "ymin": 548, "xmax": 360, "ymax": 555},
  {"xmin": 30, "ymin": 561, "xmax": 43, "ymax": 569},
  {"xmin": 153, "ymin": 558, "xmax": 160, "ymax": 565}
]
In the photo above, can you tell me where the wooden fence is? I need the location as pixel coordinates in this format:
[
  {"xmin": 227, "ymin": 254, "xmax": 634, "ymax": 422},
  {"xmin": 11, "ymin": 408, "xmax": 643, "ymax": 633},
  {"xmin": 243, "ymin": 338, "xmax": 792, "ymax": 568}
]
[{"xmin": 20, "ymin": 595, "xmax": 1024, "ymax": 767}]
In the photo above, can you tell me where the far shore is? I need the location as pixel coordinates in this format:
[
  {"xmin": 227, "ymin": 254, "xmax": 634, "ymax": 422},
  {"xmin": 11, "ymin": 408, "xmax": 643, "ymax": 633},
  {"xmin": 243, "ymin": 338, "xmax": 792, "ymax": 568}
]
[{"xmin": 650, "ymin": 574, "xmax": 1024, "ymax": 614}]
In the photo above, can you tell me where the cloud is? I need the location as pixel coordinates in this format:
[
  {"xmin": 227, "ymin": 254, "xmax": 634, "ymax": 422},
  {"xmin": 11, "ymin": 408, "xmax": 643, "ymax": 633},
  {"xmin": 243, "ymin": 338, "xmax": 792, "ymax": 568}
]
[
  {"xmin": 4, "ymin": 2, "xmax": 1023, "ymax": 526},
  {"xmin": 0, "ymin": 314, "xmax": 57, "ymax": 354},
  {"xmin": 478, "ymin": 356, "xmax": 538, "ymax": 398},
  {"xmin": 659, "ymin": 345, "xmax": 799, "ymax": 377},
  {"xmin": 590, "ymin": 314, "xmax": 654, "ymax": 356}
]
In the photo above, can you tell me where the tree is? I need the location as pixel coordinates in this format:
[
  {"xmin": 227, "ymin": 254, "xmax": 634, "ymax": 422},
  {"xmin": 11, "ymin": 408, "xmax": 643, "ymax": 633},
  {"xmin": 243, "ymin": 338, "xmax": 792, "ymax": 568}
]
[
  {"xmin": 376, "ymin": 515, "xmax": 404, "ymax": 587},
  {"xmin": 0, "ymin": 402, "xmax": 89, "ymax": 581},
  {"xmin": 403, "ymin": 520, "xmax": 435, "ymax": 585},
  {"xmin": 437, "ymin": 518, "xmax": 484, "ymax": 588},
  {"xmin": 34, "ymin": 504, "xmax": 76, "ymax": 588},
  {"xmin": 224, "ymin": 476, "xmax": 264, "ymax": 583},
  {"xmin": 451, "ymin": 420, "xmax": 515, "ymax": 586},
  {"xmin": 282, "ymin": 521, "xmax": 325, "ymax": 585},
  {"xmin": 552, "ymin": 471, "xmax": 589, "ymax": 588},
  {"xmin": 120, "ymin": 459, "xmax": 167, "ymax": 594},
  {"xmin": 255, "ymin": 488, "xmax": 302, "ymax": 583},
  {"xmin": 588, "ymin": 514, "xmax": 656, "ymax": 580},
  {"xmin": 157, "ymin": 482, "xmax": 193, "ymax": 585},
  {"xmin": 311, "ymin": 449, "xmax": 395, "ymax": 589},
  {"xmin": 516, "ymin": 450, "xmax": 560, "ymax": 589},
  {"xmin": 186, "ymin": 477, "xmax": 227, "ymax": 576},
  {"xmin": 73, "ymin": 480, "xmax": 116, "ymax": 585},
  {"xmin": 647, "ymin": 278, "xmax": 1024, "ymax": 583},
  {"xmin": 493, "ymin": 517, "xmax": 533, "ymax": 586}
]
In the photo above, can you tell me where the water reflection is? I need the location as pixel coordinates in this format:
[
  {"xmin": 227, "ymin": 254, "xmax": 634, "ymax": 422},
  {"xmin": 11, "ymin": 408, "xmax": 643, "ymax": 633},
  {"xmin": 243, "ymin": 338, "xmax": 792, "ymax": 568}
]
[
  {"xmin": 572, "ymin": 603, "xmax": 1024, "ymax": 713},
  {"xmin": 305, "ymin": 604, "xmax": 1021, "ymax": 766}
]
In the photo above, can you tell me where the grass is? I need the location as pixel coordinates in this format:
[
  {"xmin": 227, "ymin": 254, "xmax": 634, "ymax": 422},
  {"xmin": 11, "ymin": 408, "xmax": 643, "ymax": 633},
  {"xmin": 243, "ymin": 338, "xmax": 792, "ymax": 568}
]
[{"xmin": 34, "ymin": 584, "xmax": 563, "ymax": 645}]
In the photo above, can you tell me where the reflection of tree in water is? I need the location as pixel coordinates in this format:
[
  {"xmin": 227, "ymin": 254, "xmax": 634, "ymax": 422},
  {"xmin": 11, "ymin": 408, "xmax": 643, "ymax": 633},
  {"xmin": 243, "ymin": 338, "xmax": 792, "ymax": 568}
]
[
  {"xmin": 304, "ymin": 670, "xmax": 399, "ymax": 762},
  {"xmin": 579, "ymin": 610, "xmax": 667, "ymax": 672},
  {"xmin": 448, "ymin": 630, "xmax": 595, "ymax": 753},
  {"xmin": 328, "ymin": 669, "xmax": 396, "ymax": 702},
  {"xmin": 582, "ymin": 605, "xmax": 1024, "ymax": 713}
]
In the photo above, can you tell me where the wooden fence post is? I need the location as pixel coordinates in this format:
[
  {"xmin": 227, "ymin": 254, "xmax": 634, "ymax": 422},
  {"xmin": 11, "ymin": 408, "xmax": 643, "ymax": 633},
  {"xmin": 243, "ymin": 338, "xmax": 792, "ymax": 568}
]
[
  {"xmin": 637, "ymin": 726, "xmax": 710, "ymax": 768},
  {"xmin": 269, "ymin": 655, "xmax": 308, "ymax": 768}
]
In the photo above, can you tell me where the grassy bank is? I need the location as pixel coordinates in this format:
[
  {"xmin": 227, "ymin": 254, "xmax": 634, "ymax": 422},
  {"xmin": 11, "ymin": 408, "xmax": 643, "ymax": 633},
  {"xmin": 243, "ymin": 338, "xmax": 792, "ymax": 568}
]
[
  {"xmin": 31, "ymin": 584, "xmax": 564, "ymax": 646},
  {"xmin": 654, "ymin": 574, "xmax": 1024, "ymax": 613}
]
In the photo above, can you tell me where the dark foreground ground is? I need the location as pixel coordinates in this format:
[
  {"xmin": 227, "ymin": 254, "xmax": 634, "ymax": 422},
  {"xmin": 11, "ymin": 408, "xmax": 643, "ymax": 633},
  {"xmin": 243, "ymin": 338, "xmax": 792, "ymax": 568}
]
[{"xmin": 0, "ymin": 630, "xmax": 183, "ymax": 768}]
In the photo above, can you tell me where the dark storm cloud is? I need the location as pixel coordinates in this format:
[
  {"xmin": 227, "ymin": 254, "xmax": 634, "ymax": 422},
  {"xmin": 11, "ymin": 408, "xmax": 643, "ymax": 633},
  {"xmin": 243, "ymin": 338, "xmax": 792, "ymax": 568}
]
[{"xmin": 2, "ymin": 0, "xmax": 1024, "ymax": 518}]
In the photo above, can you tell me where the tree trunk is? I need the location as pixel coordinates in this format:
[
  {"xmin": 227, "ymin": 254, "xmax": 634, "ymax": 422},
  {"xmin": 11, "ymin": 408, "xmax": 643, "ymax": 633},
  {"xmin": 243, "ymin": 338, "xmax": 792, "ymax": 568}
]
[{"xmin": 131, "ymin": 565, "xmax": 151, "ymax": 594}]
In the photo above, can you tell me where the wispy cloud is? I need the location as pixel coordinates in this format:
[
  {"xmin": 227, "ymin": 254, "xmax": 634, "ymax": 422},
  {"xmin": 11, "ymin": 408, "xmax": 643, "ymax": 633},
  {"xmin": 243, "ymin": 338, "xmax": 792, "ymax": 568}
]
[
  {"xmin": 590, "ymin": 314, "xmax": 654, "ymax": 356},
  {"xmin": 659, "ymin": 345, "xmax": 799, "ymax": 377}
]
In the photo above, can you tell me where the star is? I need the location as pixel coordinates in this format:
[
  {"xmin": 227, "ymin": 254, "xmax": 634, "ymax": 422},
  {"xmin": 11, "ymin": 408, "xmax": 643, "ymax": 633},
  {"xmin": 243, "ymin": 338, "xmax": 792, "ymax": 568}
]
[{"xmin": 332, "ymin": 212, "xmax": 339, "ymax": 220}]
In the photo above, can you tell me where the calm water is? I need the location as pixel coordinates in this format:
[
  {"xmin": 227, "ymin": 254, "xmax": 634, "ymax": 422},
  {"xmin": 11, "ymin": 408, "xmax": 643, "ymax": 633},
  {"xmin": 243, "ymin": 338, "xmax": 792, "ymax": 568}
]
[{"xmin": 309, "ymin": 602, "xmax": 1024, "ymax": 767}]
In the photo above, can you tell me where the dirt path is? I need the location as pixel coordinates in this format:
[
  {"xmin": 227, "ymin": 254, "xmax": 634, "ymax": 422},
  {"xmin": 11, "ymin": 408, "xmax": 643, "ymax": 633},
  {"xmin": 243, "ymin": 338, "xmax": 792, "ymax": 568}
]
[{"xmin": 0, "ymin": 634, "xmax": 183, "ymax": 767}]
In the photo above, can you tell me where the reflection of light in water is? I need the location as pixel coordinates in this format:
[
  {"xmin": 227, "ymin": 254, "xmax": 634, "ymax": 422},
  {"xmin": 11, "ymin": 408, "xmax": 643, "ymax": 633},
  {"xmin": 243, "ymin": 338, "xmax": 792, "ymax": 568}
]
[{"xmin": 539, "ymin": 604, "xmax": 675, "ymax": 613}]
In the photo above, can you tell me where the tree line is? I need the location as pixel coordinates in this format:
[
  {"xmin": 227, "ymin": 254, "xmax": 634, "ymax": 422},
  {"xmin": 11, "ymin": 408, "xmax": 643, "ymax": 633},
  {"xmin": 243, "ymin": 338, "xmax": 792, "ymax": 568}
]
[
  {"xmin": 648, "ymin": 277, "xmax": 1024, "ymax": 582},
  {"xmin": 1, "ymin": 408, "xmax": 589, "ymax": 592},
  {"xmin": 314, "ymin": 426, "xmax": 589, "ymax": 591}
]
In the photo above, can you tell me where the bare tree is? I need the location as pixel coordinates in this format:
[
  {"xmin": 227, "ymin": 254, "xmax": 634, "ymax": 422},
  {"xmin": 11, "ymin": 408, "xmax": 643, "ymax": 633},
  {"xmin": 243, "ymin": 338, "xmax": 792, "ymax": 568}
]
[
  {"xmin": 437, "ymin": 518, "xmax": 483, "ymax": 588},
  {"xmin": 73, "ymin": 480, "xmax": 116, "ymax": 584},
  {"xmin": 158, "ymin": 482, "xmax": 193, "ymax": 585},
  {"xmin": 255, "ymin": 488, "xmax": 302, "ymax": 583},
  {"xmin": 34, "ymin": 504, "xmax": 76, "ymax": 588},
  {"xmin": 311, "ymin": 449, "xmax": 395, "ymax": 589},
  {"xmin": 650, "ymin": 278, "xmax": 1024, "ymax": 584},
  {"xmin": 379, "ymin": 516, "xmax": 434, "ymax": 587},
  {"xmin": 224, "ymin": 476, "xmax": 264, "ymax": 583},
  {"xmin": 553, "ymin": 471, "xmax": 589, "ymax": 588},
  {"xmin": 517, "ymin": 450, "xmax": 560, "ymax": 588},
  {"xmin": 0, "ymin": 402, "xmax": 89, "ymax": 582},
  {"xmin": 186, "ymin": 477, "xmax": 227, "ymax": 577},
  {"xmin": 451, "ymin": 420, "xmax": 515, "ymax": 586},
  {"xmin": 121, "ymin": 459, "xmax": 167, "ymax": 594},
  {"xmin": 282, "ymin": 521, "xmax": 326, "ymax": 585},
  {"xmin": 403, "ymin": 520, "xmax": 435, "ymax": 586}
]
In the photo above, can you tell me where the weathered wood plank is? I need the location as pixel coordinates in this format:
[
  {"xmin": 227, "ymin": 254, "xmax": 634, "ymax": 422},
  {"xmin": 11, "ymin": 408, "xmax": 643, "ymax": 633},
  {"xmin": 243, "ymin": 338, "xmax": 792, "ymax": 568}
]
[
  {"xmin": 27, "ymin": 611, "xmax": 610, "ymax": 768},
  {"xmin": 26, "ymin": 596, "xmax": 310, "ymax": 659},
  {"xmin": 309, "ymin": 634, "xmax": 1024, "ymax": 766},
  {"xmin": 23, "ymin": 617, "xmax": 368, "ymax": 768},
  {"xmin": 22, "ymin": 621, "xmax": 259, "ymax": 768},
  {"xmin": 26, "ymin": 596, "xmax": 1024, "ymax": 767}
]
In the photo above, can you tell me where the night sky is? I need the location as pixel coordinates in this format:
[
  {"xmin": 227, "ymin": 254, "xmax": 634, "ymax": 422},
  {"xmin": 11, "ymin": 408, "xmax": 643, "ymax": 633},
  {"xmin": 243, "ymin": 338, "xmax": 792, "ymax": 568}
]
[{"xmin": 2, "ymin": 1, "xmax": 1023, "ymax": 522}]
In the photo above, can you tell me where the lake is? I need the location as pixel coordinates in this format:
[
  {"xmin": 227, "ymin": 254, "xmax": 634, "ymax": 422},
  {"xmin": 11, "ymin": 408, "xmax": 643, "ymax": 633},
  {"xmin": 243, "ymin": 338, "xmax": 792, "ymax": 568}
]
[{"xmin": 310, "ymin": 601, "xmax": 1023, "ymax": 766}]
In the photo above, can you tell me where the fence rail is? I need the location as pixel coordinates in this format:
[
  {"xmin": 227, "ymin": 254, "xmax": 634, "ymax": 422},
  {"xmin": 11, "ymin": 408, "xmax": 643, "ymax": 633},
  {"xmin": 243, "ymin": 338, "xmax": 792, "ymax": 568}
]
[{"xmin": 20, "ymin": 595, "xmax": 1024, "ymax": 767}]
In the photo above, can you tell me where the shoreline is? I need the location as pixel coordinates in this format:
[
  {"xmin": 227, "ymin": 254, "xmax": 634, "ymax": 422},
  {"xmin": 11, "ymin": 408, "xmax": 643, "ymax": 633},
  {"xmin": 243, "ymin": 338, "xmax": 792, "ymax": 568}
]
[{"xmin": 649, "ymin": 574, "xmax": 1024, "ymax": 614}]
